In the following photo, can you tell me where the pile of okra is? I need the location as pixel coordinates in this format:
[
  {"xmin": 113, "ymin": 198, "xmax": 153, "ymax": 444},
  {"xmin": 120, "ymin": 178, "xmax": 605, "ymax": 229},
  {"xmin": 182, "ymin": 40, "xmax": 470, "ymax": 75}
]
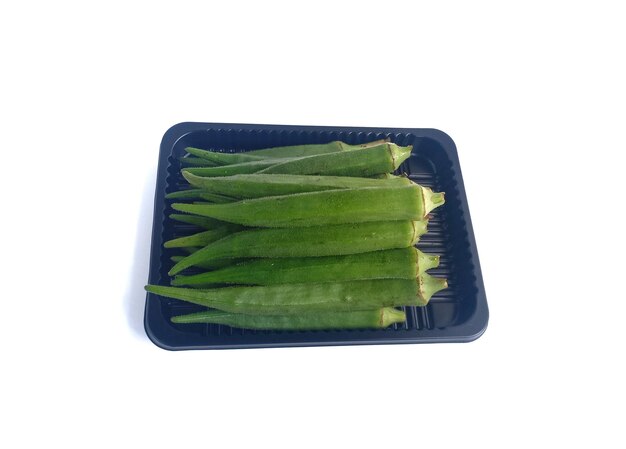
[{"xmin": 145, "ymin": 139, "xmax": 448, "ymax": 331}]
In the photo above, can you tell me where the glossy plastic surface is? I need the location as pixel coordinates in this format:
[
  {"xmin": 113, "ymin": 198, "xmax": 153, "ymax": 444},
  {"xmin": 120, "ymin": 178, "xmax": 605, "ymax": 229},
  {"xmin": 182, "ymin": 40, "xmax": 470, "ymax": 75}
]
[{"xmin": 144, "ymin": 123, "xmax": 488, "ymax": 350}]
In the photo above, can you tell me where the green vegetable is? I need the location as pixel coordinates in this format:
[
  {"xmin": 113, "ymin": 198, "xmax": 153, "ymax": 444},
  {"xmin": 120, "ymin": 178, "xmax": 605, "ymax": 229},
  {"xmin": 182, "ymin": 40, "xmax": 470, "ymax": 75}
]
[
  {"xmin": 165, "ymin": 189, "xmax": 236, "ymax": 203},
  {"xmin": 171, "ymin": 307, "xmax": 406, "ymax": 330},
  {"xmin": 185, "ymin": 147, "xmax": 266, "ymax": 165},
  {"xmin": 172, "ymin": 247, "xmax": 439, "ymax": 286},
  {"xmin": 169, "ymin": 214, "xmax": 231, "ymax": 230},
  {"xmin": 181, "ymin": 142, "xmax": 411, "ymax": 178},
  {"xmin": 181, "ymin": 173, "xmax": 412, "ymax": 199},
  {"xmin": 170, "ymin": 255, "xmax": 239, "ymax": 270},
  {"xmin": 257, "ymin": 142, "xmax": 412, "ymax": 177},
  {"xmin": 171, "ymin": 185, "xmax": 444, "ymax": 228},
  {"xmin": 245, "ymin": 139, "xmax": 388, "ymax": 158},
  {"xmin": 163, "ymin": 225, "xmax": 243, "ymax": 249},
  {"xmin": 179, "ymin": 156, "xmax": 218, "ymax": 167},
  {"xmin": 182, "ymin": 159, "xmax": 290, "ymax": 177},
  {"xmin": 168, "ymin": 220, "xmax": 428, "ymax": 275},
  {"xmin": 146, "ymin": 274, "xmax": 447, "ymax": 314}
]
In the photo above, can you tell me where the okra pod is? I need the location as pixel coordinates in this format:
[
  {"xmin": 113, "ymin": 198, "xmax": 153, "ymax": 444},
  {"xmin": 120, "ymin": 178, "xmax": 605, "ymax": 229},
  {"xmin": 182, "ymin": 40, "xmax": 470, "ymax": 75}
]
[
  {"xmin": 169, "ymin": 214, "xmax": 231, "ymax": 230},
  {"xmin": 171, "ymin": 307, "xmax": 406, "ymax": 330},
  {"xmin": 182, "ymin": 159, "xmax": 289, "ymax": 177},
  {"xmin": 163, "ymin": 225, "xmax": 243, "ymax": 249},
  {"xmin": 245, "ymin": 139, "xmax": 388, "ymax": 158},
  {"xmin": 257, "ymin": 142, "xmax": 412, "ymax": 177},
  {"xmin": 168, "ymin": 220, "xmax": 427, "ymax": 275},
  {"xmin": 179, "ymin": 156, "xmax": 219, "ymax": 167},
  {"xmin": 185, "ymin": 147, "xmax": 267, "ymax": 165},
  {"xmin": 146, "ymin": 274, "xmax": 448, "ymax": 314},
  {"xmin": 181, "ymin": 173, "xmax": 413, "ymax": 199},
  {"xmin": 170, "ymin": 255, "xmax": 239, "ymax": 270},
  {"xmin": 165, "ymin": 189, "xmax": 236, "ymax": 203},
  {"xmin": 172, "ymin": 247, "xmax": 439, "ymax": 286},
  {"xmin": 171, "ymin": 185, "xmax": 444, "ymax": 228}
]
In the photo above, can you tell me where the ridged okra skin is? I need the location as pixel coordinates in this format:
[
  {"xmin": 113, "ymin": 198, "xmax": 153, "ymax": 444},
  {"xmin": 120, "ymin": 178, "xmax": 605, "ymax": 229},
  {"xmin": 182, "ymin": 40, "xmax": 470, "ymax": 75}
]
[
  {"xmin": 170, "ymin": 255, "xmax": 239, "ymax": 270},
  {"xmin": 182, "ymin": 173, "xmax": 413, "ymax": 199},
  {"xmin": 168, "ymin": 220, "xmax": 428, "ymax": 275},
  {"xmin": 163, "ymin": 225, "xmax": 243, "ymax": 249},
  {"xmin": 179, "ymin": 156, "xmax": 218, "ymax": 167},
  {"xmin": 168, "ymin": 214, "xmax": 229, "ymax": 229},
  {"xmin": 146, "ymin": 274, "xmax": 447, "ymax": 315},
  {"xmin": 245, "ymin": 139, "xmax": 388, "ymax": 158},
  {"xmin": 165, "ymin": 189, "xmax": 236, "ymax": 203},
  {"xmin": 182, "ymin": 159, "xmax": 288, "ymax": 177},
  {"xmin": 171, "ymin": 185, "xmax": 444, "ymax": 228},
  {"xmin": 185, "ymin": 147, "xmax": 266, "ymax": 165},
  {"xmin": 170, "ymin": 308, "xmax": 407, "ymax": 330},
  {"xmin": 172, "ymin": 247, "xmax": 439, "ymax": 286},
  {"xmin": 258, "ymin": 143, "xmax": 412, "ymax": 177},
  {"xmin": 181, "ymin": 142, "xmax": 411, "ymax": 178}
]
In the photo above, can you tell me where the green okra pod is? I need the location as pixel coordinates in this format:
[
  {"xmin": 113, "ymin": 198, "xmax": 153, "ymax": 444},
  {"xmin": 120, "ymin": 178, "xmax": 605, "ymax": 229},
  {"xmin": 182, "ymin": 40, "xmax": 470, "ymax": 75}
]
[
  {"xmin": 163, "ymin": 225, "xmax": 243, "ymax": 249},
  {"xmin": 170, "ymin": 307, "xmax": 406, "ymax": 330},
  {"xmin": 183, "ymin": 140, "xmax": 389, "ymax": 168},
  {"xmin": 181, "ymin": 172, "xmax": 412, "ymax": 199},
  {"xmin": 172, "ymin": 247, "xmax": 439, "ymax": 287},
  {"xmin": 179, "ymin": 156, "xmax": 219, "ymax": 167},
  {"xmin": 181, "ymin": 142, "xmax": 411, "ymax": 178},
  {"xmin": 171, "ymin": 185, "xmax": 444, "ymax": 228},
  {"xmin": 170, "ymin": 255, "xmax": 240, "ymax": 270},
  {"xmin": 182, "ymin": 158, "xmax": 290, "ymax": 177},
  {"xmin": 257, "ymin": 142, "xmax": 412, "ymax": 177},
  {"xmin": 165, "ymin": 189, "xmax": 236, "ymax": 203},
  {"xmin": 168, "ymin": 220, "xmax": 428, "ymax": 275},
  {"xmin": 185, "ymin": 147, "xmax": 267, "ymax": 165},
  {"xmin": 146, "ymin": 274, "xmax": 448, "ymax": 314},
  {"xmin": 245, "ymin": 139, "xmax": 389, "ymax": 158},
  {"xmin": 169, "ymin": 214, "xmax": 232, "ymax": 230}
]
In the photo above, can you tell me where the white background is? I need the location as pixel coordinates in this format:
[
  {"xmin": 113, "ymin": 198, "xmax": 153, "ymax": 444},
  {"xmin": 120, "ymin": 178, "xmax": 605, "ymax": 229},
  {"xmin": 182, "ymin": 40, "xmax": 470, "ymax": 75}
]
[{"xmin": 1, "ymin": 1, "xmax": 625, "ymax": 447}]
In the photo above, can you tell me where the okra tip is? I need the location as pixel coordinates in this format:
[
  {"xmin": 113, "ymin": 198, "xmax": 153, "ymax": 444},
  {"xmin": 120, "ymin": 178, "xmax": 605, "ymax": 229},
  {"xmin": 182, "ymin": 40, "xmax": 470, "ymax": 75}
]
[
  {"xmin": 169, "ymin": 255, "xmax": 196, "ymax": 275},
  {"xmin": 171, "ymin": 275, "xmax": 190, "ymax": 286},
  {"xmin": 171, "ymin": 315, "xmax": 194, "ymax": 324},
  {"xmin": 171, "ymin": 202, "xmax": 198, "ymax": 214},
  {"xmin": 181, "ymin": 169, "xmax": 197, "ymax": 184},
  {"xmin": 180, "ymin": 168, "xmax": 194, "ymax": 179}
]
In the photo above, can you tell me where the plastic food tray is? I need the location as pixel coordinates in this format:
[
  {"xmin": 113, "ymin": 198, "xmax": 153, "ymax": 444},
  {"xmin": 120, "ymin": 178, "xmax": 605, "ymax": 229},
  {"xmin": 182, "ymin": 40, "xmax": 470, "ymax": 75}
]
[{"xmin": 144, "ymin": 123, "xmax": 488, "ymax": 350}]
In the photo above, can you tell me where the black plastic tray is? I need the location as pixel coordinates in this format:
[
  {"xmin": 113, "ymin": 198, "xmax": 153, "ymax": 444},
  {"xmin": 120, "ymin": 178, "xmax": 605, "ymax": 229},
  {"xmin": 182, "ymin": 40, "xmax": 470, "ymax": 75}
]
[{"xmin": 144, "ymin": 122, "xmax": 488, "ymax": 350}]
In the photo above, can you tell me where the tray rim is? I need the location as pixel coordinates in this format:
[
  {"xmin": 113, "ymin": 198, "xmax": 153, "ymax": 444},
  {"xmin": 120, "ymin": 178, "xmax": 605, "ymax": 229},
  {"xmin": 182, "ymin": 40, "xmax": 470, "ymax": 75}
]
[{"xmin": 144, "ymin": 122, "xmax": 489, "ymax": 350}]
